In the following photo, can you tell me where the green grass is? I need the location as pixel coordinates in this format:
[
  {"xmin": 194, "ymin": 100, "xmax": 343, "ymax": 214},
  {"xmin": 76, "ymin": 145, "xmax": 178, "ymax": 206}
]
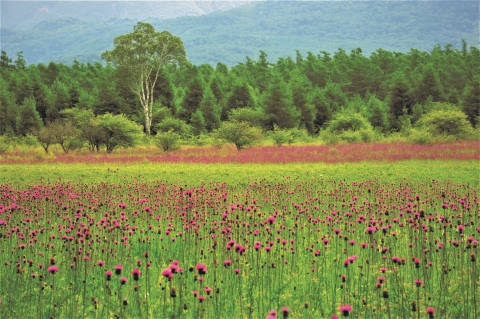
[{"xmin": 1, "ymin": 160, "xmax": 478, "ymax": 188}]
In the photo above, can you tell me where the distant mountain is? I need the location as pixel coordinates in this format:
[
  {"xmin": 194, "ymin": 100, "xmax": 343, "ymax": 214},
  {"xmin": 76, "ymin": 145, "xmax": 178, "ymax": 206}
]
[
  {"xmin": 1, "ymin": 1, "xmax": 478, "ymax": 66},
  {"xmin": 0, "ymin": 1, "xmax": 252, "ymax": 29}
]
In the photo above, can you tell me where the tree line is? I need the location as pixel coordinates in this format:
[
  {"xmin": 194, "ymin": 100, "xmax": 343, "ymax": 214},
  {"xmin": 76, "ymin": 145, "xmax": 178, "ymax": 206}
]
[{"xmin": 0, "ymin": 23, "xmax": 479, "ymax": 152}]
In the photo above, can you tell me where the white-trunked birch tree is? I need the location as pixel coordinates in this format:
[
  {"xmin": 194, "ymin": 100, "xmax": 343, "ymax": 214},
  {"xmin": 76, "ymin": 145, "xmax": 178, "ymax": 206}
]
[{"xmin": 101, "ymin": 22, "xmax": 188, "ymax": 135}]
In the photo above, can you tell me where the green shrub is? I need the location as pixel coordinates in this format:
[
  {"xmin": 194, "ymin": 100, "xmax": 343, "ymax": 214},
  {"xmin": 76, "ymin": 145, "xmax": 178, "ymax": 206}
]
[
  {"xmin": 154, "ymin": 130, "xmax": 181, "ymax": 152},
  {"xmin": 421, "ymin": 109, "xmax": 475, "ymax": 140},
  {"xmin": 269, "ymin": 125, "xmax": 294, "ymax": 147},
  {"xmin": 214, "ymin": 121, "xmax": 263, "ymax": 150}
]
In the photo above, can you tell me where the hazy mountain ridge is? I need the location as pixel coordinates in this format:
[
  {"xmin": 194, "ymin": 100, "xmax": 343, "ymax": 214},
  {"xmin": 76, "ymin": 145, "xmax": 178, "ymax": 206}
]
[
  {"xmin": 1, "ymin": 1, "xmax": 478, "ymax": 66},
  {"xmin": 1, "ymin": 1, "xmax": 252, "ymax": 30}
]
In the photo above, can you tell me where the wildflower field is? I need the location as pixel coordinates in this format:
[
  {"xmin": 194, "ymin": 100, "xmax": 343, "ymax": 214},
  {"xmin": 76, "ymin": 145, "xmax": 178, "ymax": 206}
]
[{"xmin": 0, "ymin": 143, "xmax": 478, "ymax": 318}]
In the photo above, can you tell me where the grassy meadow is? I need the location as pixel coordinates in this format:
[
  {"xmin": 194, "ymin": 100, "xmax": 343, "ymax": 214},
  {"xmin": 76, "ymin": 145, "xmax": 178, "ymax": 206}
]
[{"xmin": 0, "ymin": 143, "xmax": 478, "ymax": 318}]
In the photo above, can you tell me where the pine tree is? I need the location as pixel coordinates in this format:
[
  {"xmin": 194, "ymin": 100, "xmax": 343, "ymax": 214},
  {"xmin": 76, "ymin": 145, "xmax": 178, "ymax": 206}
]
[
  {"xmin": 200, "ymin": 88, "xmax": 221, "ymax": 132},
  {"xmin": 180, "ymin": 77, "xmax": 203, "ymax": 123},
  {"xmin": 223, "ymin": 82, "xmax": 254, "ymax": 121},
  {"xmin": 263, "ymin": 74, "xmax": 300, "ymax": 130},
  {"xmin": 289, "ymin": 71, "xmax": 315, "ymax": 134},
  {"xmin": 462, "ymin": 79, "xmax": 480, "ymax": 127},
  {"xmin": 17, "ymin": 97, "xmax": 43, "ymax": 136}
]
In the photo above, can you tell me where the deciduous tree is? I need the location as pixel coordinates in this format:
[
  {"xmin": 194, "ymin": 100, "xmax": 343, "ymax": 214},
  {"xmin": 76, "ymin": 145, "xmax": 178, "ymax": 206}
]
[{"xmin": 102, "ymin": 22, "xmax": 188, "ymax": 135}]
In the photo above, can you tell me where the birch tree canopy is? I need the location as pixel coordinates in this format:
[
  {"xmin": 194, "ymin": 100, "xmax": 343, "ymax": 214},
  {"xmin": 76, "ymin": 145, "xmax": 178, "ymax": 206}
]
[{"xmin": 101, "ymin": 22, "xmax": 188, "ymax": 135}]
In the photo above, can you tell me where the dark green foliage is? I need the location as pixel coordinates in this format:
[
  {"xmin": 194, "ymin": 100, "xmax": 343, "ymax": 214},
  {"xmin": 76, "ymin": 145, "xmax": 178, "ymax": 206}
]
[
  {"xmin": 388, "ymin": 74, "xmax": 414, "ymax": 131},
  {"xmin": 310, "ymin": 88, "xmax": 332, "ymax": 131},
  {"xmin": 263, "ymin": 74, "xmax": 300, "ymax": 130},
  {"xmin": 180, "ymin": 77, "xmax": 203, "ymax": 123},
  {"xmin": 413, "ymin": 64, "xmax": 444, "ymax": 105},
  {"xmin": 200, "ymin": 88, "xmax": 221, "ymax": 132},
  {"xmin": 462, "ymin": 79, "xmax": 480, "ymax": 127},
  {"xmin": 223, "ymin": 82, "xmax": 255, "ymax": 121},
  {"xmin": 289, "ymin": 71, "xmax": 315, "ymax": 135},
  {"xmin": 190, "ymin": 110, "xmax": 207, "ymax": 136},
  {"xmin": 17, "ymin": 97, "xmax": 43, "ymax": 136}
]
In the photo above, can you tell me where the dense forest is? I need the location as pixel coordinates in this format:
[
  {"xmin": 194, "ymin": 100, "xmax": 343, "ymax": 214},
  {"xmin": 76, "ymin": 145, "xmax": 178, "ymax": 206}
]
[
  {"xmin": 0, "ymin": 38, "xmax": 479, "ymax": 151},
  {"xmin": 2, "ymin": 1, "xmax": 478, "ymax": 66}
]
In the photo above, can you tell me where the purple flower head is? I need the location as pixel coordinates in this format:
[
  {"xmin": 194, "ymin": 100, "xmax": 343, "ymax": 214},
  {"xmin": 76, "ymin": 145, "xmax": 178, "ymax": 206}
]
[
  {"xmin": 339, "ymin": 305, "xmax": 353, "ymax": 317},
  {"xmin": 115, "ymin": 264, "xmax": 123, "ymax": 275},
  {"xmin": 97, "ymin": 260, "xmax": 105, "ymax": 267},
  {"xmin": 162, "ymin": 268, "xmax": 173, "ymax": 279},
  {"xmin": 120, "ymin": 276, "xmax": 128, "ymax": 284},
  {"xmin": 47, "ymin": 265, "xmax": 58, "ymax": 274},
  {"xmin": 132, "ymin": 268, "xmax": 141, "ymax": 281},
  {"xmin": 195, "ymin": 264, "xmax": 207, "ymax": 275},
  {"xmin": 105, "ymin": 270, "xmax": 112, "ymax": 281}
]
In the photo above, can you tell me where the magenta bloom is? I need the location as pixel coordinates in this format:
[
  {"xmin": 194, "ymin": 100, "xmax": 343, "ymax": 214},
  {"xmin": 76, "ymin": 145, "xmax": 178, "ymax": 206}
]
[
  {"xmin": 115, "ymin": 264, "xmax": 123, "ymax": 275},
  {"xmin": 120, "ymin": 276, "xmax": 128, "ymax": 284},
  {"xmin": 339, "ymin": 305, "xmax": 353, "ymax": 317},
  {"xmin": 223, "ymin": 260, "xmax": 232, "ymax": 267},
  {"xmin": 414, "ymin": 279, "xmax": 423, "ymax": 287},
  {"xmin": 198, "ymin": 295, "xmax": 206, "ymax": 303},
  {"xmin": 105, "ymin": 270, "xmax": 112, "ymax": 281},
  {"xmin": 161, "ymin": 268, "xmax": 173, "ymax": 279},
  {"xmin": 132, "ymin": 268, "xmax": 141, "ymax": 281},
  {"xmin": 377, "ymin": 277, "xmax": 386, "ymax": 283},
  {"xmin": 195, "ymin": 264, "xmax": 207, "ymax": 275},
  {"xmin": 97, "ymin": 261, "xmax": 105, "ymax": 267},
  {"xmin": 47, "ymin": 265, "xmax": 58, "ymax": 274},
  {"xmin": 426, "ymin": 307, "xmax": 435, "ymax": 318},
  {"xmin": 205, "ymin": 286, "xmax": 212, "ymax": 295}
]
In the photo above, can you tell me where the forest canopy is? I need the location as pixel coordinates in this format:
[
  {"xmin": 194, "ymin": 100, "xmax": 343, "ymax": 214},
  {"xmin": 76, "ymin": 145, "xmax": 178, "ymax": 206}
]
[{"xmin": 1, "ymin": 32, "xmax": 479, "ymax": 151}]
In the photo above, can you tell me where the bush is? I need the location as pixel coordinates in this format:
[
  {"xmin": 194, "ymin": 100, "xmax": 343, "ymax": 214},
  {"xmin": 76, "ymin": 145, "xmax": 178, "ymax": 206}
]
[
  {"xmin": 269, "ymin": 125, "xmax": 294, "ymax": 147},
  {"xmin": 154, "ymin": 130, "xmax": 181, "ymax": 152},
  {"xmin": 327, "ymin": 112, "xmax": 372, "ymax": 133},
  {"xmin": 421, "ymin": 109, "xmax": 475, "ymax": 140},
  {"xmin": 322, "ymin": 112, "xmax": 377, "ymax": 144},
  {"xmin": 155, "ymin": 118, "xmax": 192, "ymax": 138},
  {"xmin": 214, "ymin": 121, "xmax": 263, "ymax": 150}
]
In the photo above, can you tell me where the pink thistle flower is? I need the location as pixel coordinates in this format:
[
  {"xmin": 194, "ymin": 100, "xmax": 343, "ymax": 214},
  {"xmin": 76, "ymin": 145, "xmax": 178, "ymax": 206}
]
[
  {"xmin": 115, "ymin": 264, "xmax": 123, "ymax": 275},
  {"xmin": 105, "ymin": 271, "xmax": 112, "ymax": 281},
  {"xmin": 426, "ymin": 307, "xmax": 435, "ymax": 318},
  {"xmin": 47, "ymin": 265, "xmax": 58, "ymax": 274},
  {"xmin": 97, "ymin": 261, "xmax": 105, "ymax": 267},
  {"xmin": 339, "ymin": 304, "xmax": 353, "ymax": 317},
  {"xmin": 119, "ymin": 277, "xmax": 128, "ymax": 284},
  {"xmin": 131, "ymin": 268, "xmax": 141, "ymax": 281},
  {"xmin": 195, "ymin": 264, "xmax": 207, "ymax": 275},
  {"xmin": 414, "ymin": 279, "xmax": 423, "ymax": 287},
  {"xmin": 161, "ymin": 268, "xmax": 173, "ymax": 279}
]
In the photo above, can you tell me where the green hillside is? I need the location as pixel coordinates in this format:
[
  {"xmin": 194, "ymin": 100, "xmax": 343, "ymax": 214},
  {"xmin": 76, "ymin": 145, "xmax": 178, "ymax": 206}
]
[{"xmin": 1, "ymin": 1, "xmax": 479, "ymax": 66}]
